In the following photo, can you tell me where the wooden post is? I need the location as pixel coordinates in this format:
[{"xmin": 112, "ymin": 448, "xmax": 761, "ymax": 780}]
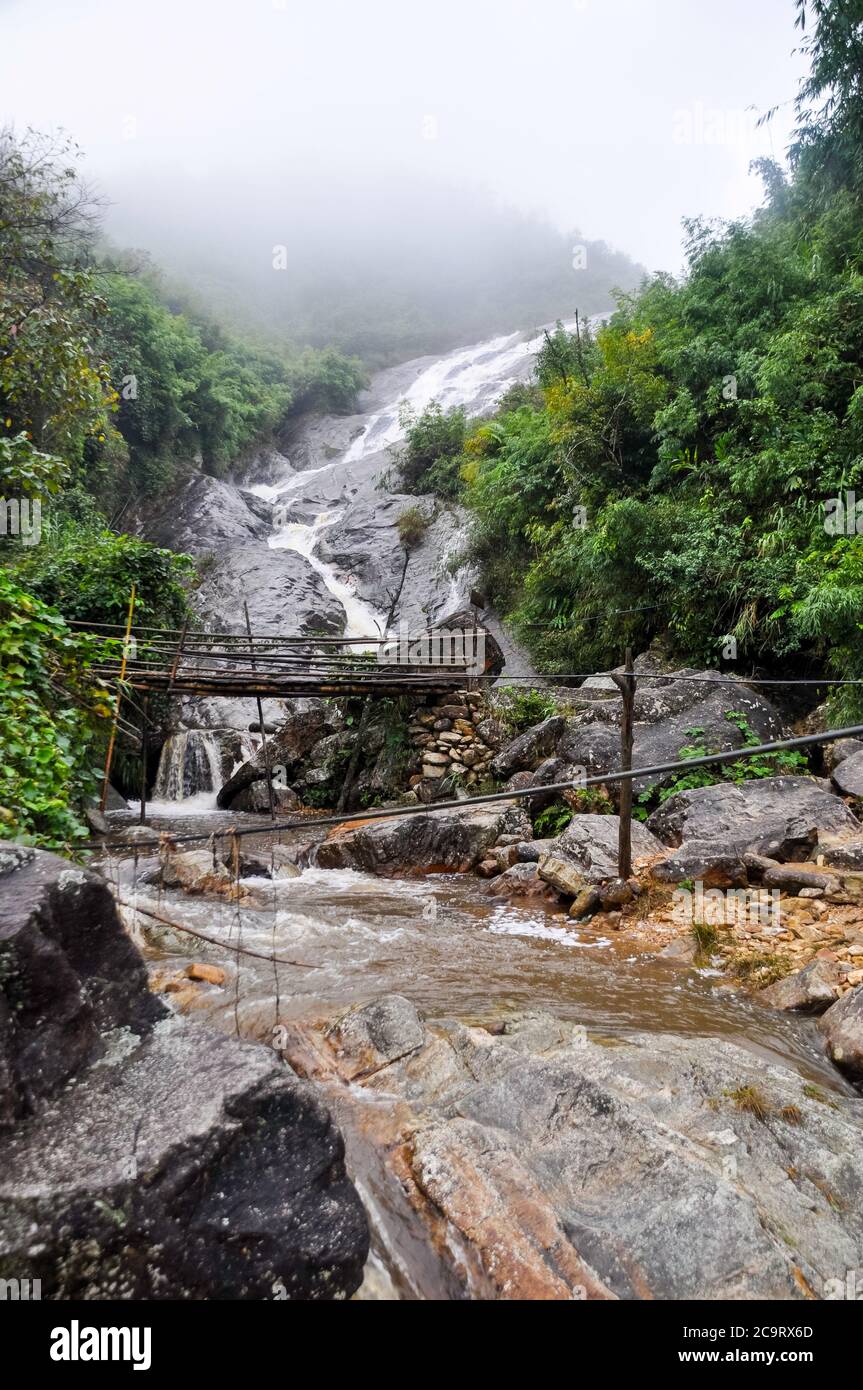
[
  {"xmin": 611, "ymin": 647, "xmax": 636, "ymax": 881},
  {"xmin": 244, "ymin": 601, "xmax": 276, "ymax": 822},
  {"xmin": 139, "ymin": 693, "xmax": 149, "ymax": 825},
  {"xmin": 100, "ymin": 585, "xmax": 136, "ymax": 813}
]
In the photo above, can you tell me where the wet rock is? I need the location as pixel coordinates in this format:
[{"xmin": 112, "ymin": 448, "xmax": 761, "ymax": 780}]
[
  {"xmin": 760, "ymin": 958, "xmax": 843, "ymax": 1014},
  {"xmin": 230, "ymin": 782, "xmax": 302, "ymax": 814},
  {"xmin": 315, "ymin": 1003, "xmax": 863, "ymax": 1300},
  {"xmin": 832, "ymin": 749, "xmax": 863, "ymax": 798},
  {"xmin": 313, "ymin": 803, "xmax": 532, "ymax": 875},
  {"xmin": 491, "ymin": 717, "xmax": 566, "ymax": 779},
  {"xmin": 186, "ymin": 963, "xmax": 226, "ymax": 986},
  {"xmin": 237, "ymin": 848, "xmax": 302, "ymax": 879},
  {"xmin": 133, "ymin": 470, "xmax": 272, "ymax": 554},
  {"xmin": 647, "ymin": 777, "xmax": 860, "ymax": 856},
  {"xmin": 553, "ymin": 814, "xmax": 663, "ymax": 883},
  {"xmin": 568, "ymin": 886, "xmax": 601, "ymax": 919},
  {"xmin": 197, "ymin": 543, "xmax": 345, "ymax": 636},
  {"xmin": 326, "ymin": 996, "xmax": 426, "ymax": 1080},
  {"xmin": 84, "ymin": 806, "xmax": 110, "ymax": 835},
  {"xmin": 819, "ymin": 985, "xmax": 863, "ymax": 1079},
  {"xmin": 112, "ymin": 824, "xmax": 160, "ymax": 848},
  {"xmin": 217, "ymin": 699, "xmax": 332, "ymax": 809},
  {"xmin": 159, "ymin": 848, "xmax": 238, "ymax": 897},
  {"xmin": 0, "ymin": 848, "xmax": 164, "ymax": 1123},
  {"xmin": 658, "ymin": 936, "xmax": 698, "ymax": 963},
  {"xmin": 487, "ymin": 863, "xmax": 554, "ymax": 898},
  {"xmin": 0, "ymin": 849, "xmax": 369, "ymax": 1299}
]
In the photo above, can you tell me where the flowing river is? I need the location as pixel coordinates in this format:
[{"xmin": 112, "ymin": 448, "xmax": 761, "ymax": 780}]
[{"xmin": 118, "ymin": 320, "xmax": 859, "ymax": 1298}]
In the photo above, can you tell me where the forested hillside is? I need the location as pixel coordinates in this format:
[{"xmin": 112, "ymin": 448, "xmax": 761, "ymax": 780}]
[
  {"xmin": 396, "ymin": 0, "xmax": 863, "ymax": 718},
  {"xmin": 0, "ymin": 127, "xmax": 367, "ymax": 844}
]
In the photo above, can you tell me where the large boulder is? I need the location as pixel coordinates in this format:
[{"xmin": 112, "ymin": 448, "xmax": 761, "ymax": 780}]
[
  {"xmin": 647, "ymin": 776, "xmax": 860, "ymax": 855},
  {"xmin": 0, "ymin": 847, "xmax": 369, "ymax": 1299},
  {"xmin": 760, "ymin": 958, "xmax": 844, "ymax": 1014},
  {"xmin": 298, "ymin": 998, "xmax": 863, "ymax": 1300},
  {"xmin": 0, "ymin": 847, "xmax": 164, "ymax": 1123},
  {"xmin": 818, "ymin": 985, "xmax": 863, "ymax": 1080},
  {"xmin": 556, "ymin": 668, "xmax": 787, "ymax": 797},
  {"xmin": 217, "ymin": 699, "xmax": 333, "ymax": 809},
  {"xmin": 313, "ymin": 802, "xmax": 532, "ymax": 875},
  {"xmin": 551, "ymin": 814, "xmax": 663, "ymax": 883},
  {"xmin": 491, "ymin": 717, "xmax": 567, "ymax": 779},
  {"xmin": 831, "ymin": 749, "xmax": 863, "ymax": 798}
]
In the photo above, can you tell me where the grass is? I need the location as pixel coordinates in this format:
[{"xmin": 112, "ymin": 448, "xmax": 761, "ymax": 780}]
[
  {"xmin": 722, "ymin": 1086, "xmax": 805, "ymax": 1128},
  {"xmin": 727, "ymin": 950, "xmax": 792, "ymax": 988},
  {"xmin": 691, "ymin": 921, "xmax": 719, "ymax": 959},
  {"xmin": 724, "ymin": 1085, "xmax": 772, "ymax": 1121},
  {"xmin": 802, "ymin": 1083, "xmax": 839, "ymax": 1110}
]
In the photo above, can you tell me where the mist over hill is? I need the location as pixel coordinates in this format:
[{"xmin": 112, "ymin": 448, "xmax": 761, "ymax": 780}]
[{"xmin": 104, "ymin": 167, "xmax": 644, "ymax": 366}]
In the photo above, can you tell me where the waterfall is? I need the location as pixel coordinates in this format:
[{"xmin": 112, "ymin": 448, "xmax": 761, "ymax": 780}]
[
  {"xmin": 153, "ymin": 730, "xmax": 227, "ymax": 806},
  {"xmin": 149, "ymin": 729, "xmax": 261, "ymax": 810},
  {"xmin": 268, "ymin": 507, "xmax": 387, "ymax": 649}
]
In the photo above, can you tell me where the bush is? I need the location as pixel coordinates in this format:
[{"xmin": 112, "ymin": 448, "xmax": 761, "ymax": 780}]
[
  {"xmin": 396, "ymin": 505, "xmax": 429, "ymax": 550},
  {"xmin": 0, "ymin": 571, "xmax": 118, "ymax": 847}
]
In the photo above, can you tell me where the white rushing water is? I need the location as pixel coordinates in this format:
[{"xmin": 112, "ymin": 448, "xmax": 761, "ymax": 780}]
[
  {"xmin": 343, "ymin": 322, "xmax": 574, "ymax": 464},
  {"xmin": 268, "ymin": 507, "xmax": 387, "ymax": 649},
  {"xmin": 147, "ymin": 729, "xmax": 259, "ymax": 812}
]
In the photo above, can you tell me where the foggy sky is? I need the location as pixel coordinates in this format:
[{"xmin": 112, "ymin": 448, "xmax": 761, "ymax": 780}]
[{"xmin": 1, "ymin": 0, "xmax": 808, "ymax": 277}]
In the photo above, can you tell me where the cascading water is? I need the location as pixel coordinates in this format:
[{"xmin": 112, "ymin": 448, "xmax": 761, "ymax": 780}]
[
  {"xmin": 268, "ymin": 507, "xmax": 387, "ymax": 650},
  {"xmin": 343, "ymin": 322, "xmax": 576, "ymax": 464},
  {"xmin": 149, "ymin": 729, "xmax": 259, "ymax": 811}
]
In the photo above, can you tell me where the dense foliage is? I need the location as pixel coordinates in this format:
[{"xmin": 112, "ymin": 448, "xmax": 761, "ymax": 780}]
[
  {"xmin": 400, "ymin": 1, "xmax": 863, "ymax": 719},
  {"xmin": 0, "ymin": 570, "xmax": 118, "ymax": 846},
  {"xmin": 0, "ymin": 127, "xmax": 364, "ymax": 844}
]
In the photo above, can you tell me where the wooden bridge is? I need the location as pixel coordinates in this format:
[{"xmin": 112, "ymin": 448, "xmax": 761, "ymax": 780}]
[{"xmin": 75, "ymin": 619, "xmax": 481, "ymax": 701}]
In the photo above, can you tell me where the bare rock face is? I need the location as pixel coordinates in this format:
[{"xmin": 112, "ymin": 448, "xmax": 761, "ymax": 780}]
[
  {"xmin": 0, "ymin": 848, "xmax": 369, "ymax": 1300},
  {"xmin": 819, "ymin": 985, "xmax": 863, "ymax": 1079},
  {"xmin": 559, "ymin": 668, "xmax": 785, "ymax": 796},
  {"xmin": 552, "ymin": 814, "xmax": 663, "ymax": 883},
  {"xmin": 647, "ymin": 776, "xmax": 860, "ymax": 855},
  {"xmin": 312, "ymin": 802, "xmax": 532, "ymax": 875},
  {"xmin": 296, "ymin": 996, "xmax": 863, "ymax": 1301}
]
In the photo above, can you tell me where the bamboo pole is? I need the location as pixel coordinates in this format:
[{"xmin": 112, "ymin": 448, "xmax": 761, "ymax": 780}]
[
  {"xmin": 244, "ymin": 599, "xmax": 276, "ymax": 823},
  {"xmin": 610, "ymin": 647, "xmax": 636, "ymax": 881},
  {"xmin": 99, "ymin": 584, "xmax": 136, "ymax": 813}
]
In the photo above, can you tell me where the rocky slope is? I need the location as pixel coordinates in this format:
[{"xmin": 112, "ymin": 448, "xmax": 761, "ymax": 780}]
[
  {"xmin": 285, "ymin": 996, "xmax": 863, "ymax": 1301},
  {"xmin": 0, "ymin": 846, "xmax": 369, "ymax": 1299}
]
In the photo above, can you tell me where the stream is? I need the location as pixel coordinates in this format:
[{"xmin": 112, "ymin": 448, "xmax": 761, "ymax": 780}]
[{"xmin": 122, "ymin": 320, "xmax": 859, "ymax": 1299}]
